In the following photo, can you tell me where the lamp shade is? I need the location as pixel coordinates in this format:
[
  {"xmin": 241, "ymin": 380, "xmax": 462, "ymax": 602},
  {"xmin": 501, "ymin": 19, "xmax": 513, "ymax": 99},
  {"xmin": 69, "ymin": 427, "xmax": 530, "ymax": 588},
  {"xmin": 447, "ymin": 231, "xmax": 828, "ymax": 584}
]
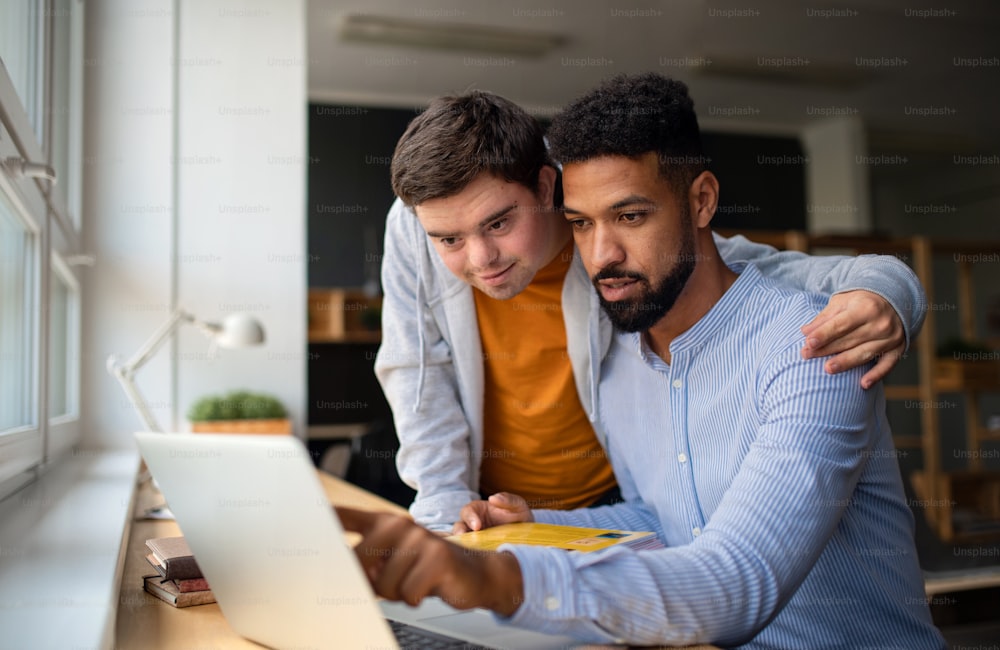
[{"xmin": 214, "ymin": 313, "xmax": 266, "ymax": 348}]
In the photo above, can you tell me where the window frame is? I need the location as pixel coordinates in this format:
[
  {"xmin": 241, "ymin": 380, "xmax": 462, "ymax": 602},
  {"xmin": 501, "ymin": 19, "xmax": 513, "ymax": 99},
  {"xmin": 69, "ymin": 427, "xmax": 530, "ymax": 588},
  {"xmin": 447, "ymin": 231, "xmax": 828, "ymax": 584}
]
[
  {"xmin": 47, "ymin": 251, "xmax": 80, "ymax": 459},
  {"xmin": 0, "ymin": 0, "xmax": 83, "ymax": 501},
  {"xmin": 0, "ymin": 136, "xmax": 44, "ymax": 485}
]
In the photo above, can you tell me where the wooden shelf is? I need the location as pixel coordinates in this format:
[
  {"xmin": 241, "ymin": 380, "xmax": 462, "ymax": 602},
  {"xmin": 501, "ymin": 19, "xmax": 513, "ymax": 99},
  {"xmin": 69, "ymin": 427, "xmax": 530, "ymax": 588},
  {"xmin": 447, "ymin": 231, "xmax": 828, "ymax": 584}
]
[
  {"xmin": 912, "ymin": 470, "xmax": 1000, "ymax": 544},
  {"xmin": 308, "ymin": 288, "xmax": 382, "ymax": 343},
  {"xmin": 308, "ymin": 331, "xmax": 381, "ymax": 344},
  {"xmin": 884, "ymin": 365, "xmax": 1000, "ymax": 398},
  {"xmin": 933, "ymin": 359, "xmax": 1000, "ymax": 393},
  {"xmin": 884, "ymin": 385, "xmax": 921, "ymax": 400},
  {"xmin": 924, "ymin": 566, "xmax": 1000, "ymax": 597}
]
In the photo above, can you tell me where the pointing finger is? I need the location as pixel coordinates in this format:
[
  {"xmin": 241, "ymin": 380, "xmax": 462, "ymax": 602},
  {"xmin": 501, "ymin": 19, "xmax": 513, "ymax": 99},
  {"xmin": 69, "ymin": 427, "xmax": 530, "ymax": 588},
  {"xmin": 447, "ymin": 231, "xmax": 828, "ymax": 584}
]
[{"xmin": 336, "ymin": 506, "xmax": 377, "ymax": 535}]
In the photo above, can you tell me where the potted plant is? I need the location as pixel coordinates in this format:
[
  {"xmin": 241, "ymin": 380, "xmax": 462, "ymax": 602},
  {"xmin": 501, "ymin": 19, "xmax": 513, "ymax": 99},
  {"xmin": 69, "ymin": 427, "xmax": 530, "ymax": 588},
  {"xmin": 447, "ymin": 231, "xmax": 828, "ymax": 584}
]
[{"xmin": 187, "ymin": 390, "xmax": 291, "ymax": 434}]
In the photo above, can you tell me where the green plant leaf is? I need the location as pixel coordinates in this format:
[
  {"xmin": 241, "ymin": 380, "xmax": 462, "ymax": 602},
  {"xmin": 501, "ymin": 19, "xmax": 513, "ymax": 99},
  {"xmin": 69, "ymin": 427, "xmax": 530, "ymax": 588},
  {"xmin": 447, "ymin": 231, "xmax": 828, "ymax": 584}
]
[{"xmin": 186, "ymin": 389, "xmax": 287, "ymax": 421}]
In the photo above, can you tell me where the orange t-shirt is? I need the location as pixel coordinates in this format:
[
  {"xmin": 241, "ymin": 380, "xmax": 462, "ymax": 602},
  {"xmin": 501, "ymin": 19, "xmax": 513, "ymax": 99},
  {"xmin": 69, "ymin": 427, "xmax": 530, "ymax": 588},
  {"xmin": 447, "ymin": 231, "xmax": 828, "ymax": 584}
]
[{"xmin": 474, "ymin": 241, "xmax": 616, "ymax": 510}]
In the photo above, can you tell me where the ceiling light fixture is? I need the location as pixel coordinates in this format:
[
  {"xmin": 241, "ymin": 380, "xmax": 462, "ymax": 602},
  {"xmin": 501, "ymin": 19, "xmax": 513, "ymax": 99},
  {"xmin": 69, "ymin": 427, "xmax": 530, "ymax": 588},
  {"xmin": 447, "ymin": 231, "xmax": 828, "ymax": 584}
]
[
  {"xmin": 692, "ymin": 53, "xmax": 876, "ymax": 90},
  {"xmin": 339, "ymin": 13, "xmax": 566, "ymax": 57}
]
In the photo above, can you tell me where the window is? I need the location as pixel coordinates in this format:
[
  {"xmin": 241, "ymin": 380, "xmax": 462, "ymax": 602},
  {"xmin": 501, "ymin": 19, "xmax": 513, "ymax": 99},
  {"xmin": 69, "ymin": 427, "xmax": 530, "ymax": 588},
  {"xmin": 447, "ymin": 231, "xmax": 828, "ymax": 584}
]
[
  {"xmin": 0, "ymin": 192, "xmax": 36, "ymax": 434},
  {"xmin": 49, "ymin": 0, "xmax": 84, "ymax": 226},
  {"xmin": 0, "ymin": 0, "xmax": 42, "ymax": 137},
  {"xmin": 0, "ymin": 0, "xmax": 83, "ymax": 499},
  {"xmin": 49, "ymin": 258, "xmax": 78, "ymax": 420}
]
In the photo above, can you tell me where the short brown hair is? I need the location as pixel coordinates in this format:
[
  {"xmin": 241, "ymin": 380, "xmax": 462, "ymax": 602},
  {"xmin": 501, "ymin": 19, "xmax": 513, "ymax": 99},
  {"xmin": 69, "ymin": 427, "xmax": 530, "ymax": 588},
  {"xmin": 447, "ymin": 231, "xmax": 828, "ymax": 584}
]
[{"xmin": 391, "ymin": 91, "xmax": 551, "ymax": 206}]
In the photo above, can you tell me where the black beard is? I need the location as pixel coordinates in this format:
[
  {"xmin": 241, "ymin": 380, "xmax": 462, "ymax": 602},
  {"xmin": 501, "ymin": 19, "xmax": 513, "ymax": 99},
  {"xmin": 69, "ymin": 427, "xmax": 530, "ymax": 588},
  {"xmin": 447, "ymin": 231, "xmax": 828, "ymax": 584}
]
[{"xmin": 593, "ymin": 234, "xmax": 697, "ymax": 333}]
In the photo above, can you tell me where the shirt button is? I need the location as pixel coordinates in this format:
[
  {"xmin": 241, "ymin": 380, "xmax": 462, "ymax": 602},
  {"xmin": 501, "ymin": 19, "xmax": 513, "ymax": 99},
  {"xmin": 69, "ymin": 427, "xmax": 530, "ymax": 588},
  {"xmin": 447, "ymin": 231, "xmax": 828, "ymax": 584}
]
[
  {"xmin": 677, "ymin": 453, "xmax": 687, "ymax": 463},
  {"xmin": 692, "ymin": 527, "xmax": 702, "ymax": 536},
  {"xmin": 545, "ymin": 596, "xmax": 560, "ymax": 611},
  {"xmin": 672, "ymin": 379, "xmax": 683, "ymax": 389}
]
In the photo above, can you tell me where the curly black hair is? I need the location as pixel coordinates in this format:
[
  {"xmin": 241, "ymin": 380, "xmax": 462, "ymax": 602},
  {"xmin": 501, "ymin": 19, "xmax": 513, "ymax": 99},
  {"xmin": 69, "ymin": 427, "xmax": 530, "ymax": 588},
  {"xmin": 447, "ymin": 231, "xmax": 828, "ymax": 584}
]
[{"xmin": 547, "ymin": 73, "xmax": 708, "ymax": 195}]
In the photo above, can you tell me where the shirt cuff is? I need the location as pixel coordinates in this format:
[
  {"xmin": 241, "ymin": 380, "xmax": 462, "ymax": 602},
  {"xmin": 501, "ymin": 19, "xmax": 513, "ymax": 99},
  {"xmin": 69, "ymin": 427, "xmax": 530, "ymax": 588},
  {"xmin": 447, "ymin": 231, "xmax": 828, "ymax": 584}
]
[
  {"xmin": 495, "ymin": 545, "xmax": 637, "ymax": 645},
  {"xmin": 830, "ymin": 256, "xmax": 926, "ymax": 351},
  {"xmin": 501, "ymin": 545, "xmax": 578, "ymax": 627},
  {"xmin": 408, "ymin": 489, "xmax": 481, "ymax": 531}
]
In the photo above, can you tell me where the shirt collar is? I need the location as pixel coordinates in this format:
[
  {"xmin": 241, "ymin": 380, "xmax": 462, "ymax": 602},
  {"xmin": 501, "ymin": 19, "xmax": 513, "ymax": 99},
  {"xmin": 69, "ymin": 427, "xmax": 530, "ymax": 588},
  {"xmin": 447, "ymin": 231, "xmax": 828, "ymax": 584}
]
[{"xmin": 618, "ymin": 262, "xmax": 763, "ymax": 364}]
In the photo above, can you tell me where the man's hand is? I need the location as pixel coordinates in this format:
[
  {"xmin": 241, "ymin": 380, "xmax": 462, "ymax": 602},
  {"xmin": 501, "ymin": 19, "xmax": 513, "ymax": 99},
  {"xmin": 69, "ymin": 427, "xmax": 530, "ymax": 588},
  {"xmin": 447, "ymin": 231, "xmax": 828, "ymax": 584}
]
[
  {"xmin": 337, "ymin": 507, "xmax": 524, "ymax": 616},
  {"xmin": 800, "ymin": 290, "xmax": 905, "ymax": 390},
  {"xmin": 452, "ymin": 492, "xmax": 534, "ymax": 534}
]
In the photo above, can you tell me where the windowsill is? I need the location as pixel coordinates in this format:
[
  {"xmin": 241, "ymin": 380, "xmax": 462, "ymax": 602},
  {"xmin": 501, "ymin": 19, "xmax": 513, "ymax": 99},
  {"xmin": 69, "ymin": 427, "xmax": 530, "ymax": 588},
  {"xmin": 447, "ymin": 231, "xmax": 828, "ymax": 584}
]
[{"xmin": 0, "ymin": 447, "xmax": 140, "ymax": 649}]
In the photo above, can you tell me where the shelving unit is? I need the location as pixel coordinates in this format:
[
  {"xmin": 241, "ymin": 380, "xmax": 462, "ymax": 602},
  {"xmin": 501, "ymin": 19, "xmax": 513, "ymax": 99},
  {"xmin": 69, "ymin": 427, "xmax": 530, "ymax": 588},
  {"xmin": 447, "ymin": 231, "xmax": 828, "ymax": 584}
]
[
  {"xmin": 719, "ymin": 229, "xmax": 1000, "ymax": 543},
  {"xmin": 307, "ymin": 288, "xmax": 382, "ymax": 343},
  {"xmin": 905, "ymin": 239, "xmax": 1000, "ymax": 543}
]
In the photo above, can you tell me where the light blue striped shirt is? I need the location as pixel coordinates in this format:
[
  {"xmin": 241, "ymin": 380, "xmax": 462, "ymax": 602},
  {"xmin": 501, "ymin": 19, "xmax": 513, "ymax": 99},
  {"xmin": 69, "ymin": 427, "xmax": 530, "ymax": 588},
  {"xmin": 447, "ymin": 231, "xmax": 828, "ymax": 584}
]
[{"xmin": 504, "ymin": 264, "xmax": 945, "ymax": 649}]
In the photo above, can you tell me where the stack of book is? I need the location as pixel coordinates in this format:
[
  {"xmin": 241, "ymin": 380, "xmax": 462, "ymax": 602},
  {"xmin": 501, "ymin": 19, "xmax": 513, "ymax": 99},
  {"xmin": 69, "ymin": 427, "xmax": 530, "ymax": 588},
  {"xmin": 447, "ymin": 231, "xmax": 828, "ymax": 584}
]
[{"xmin": 143, "ymin": 535, "xmax": 216, "ymax": 608}]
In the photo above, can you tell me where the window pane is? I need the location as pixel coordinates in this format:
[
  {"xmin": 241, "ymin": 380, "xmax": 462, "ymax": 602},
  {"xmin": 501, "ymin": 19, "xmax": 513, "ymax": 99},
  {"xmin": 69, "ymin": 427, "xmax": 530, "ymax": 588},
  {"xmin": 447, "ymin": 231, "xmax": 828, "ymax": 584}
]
[
  {"xmin": 0, "ymin": 193, "xmax": 35, "ymax": 432},
  {"xmin": 49, "ymin": 0, "xmax": 84, "ymax": 224},
  {"xmin": 0, "ymin": 0, "xmax": 42, "ymax": 138},
  {"xmin": 48, "ymin": 267, "xmax": 69, "ymax": 418}
]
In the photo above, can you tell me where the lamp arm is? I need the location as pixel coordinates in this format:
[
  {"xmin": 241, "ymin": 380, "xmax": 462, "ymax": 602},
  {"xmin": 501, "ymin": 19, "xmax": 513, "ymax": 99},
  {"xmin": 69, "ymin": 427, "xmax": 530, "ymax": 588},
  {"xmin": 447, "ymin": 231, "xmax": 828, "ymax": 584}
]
[
  {"xmin": 109, "ymin": 366, "xmax": 163, "ymax": 432},
  {"xmin": 106, "ymin": 308, "xmax": 194, "ymax": 433},
  {"xmin": 119, "ymin": 309, "xmax": 194, "ymax": 374},
  {"xmin": 106, "ymin": 307, "xmax": 258, "ymax": 437}
]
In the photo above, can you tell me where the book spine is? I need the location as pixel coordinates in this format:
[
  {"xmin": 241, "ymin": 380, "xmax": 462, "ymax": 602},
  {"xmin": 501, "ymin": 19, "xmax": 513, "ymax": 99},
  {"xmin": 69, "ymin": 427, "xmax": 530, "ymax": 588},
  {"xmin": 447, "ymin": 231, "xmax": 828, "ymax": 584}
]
[
  {"xmin": 174, "ymin": 589, "xmax": 216, "ymax": 608},
  {"xmin": 174, "ymin": 577, "xmax": 210, "ymax": 593},
  {"xmin": 143, "ymin": 576, "xmax": 216, "ymax": 608},
  {"xmin": 161, "ymin": 556, "xmax": 203, "ymax": 581}
]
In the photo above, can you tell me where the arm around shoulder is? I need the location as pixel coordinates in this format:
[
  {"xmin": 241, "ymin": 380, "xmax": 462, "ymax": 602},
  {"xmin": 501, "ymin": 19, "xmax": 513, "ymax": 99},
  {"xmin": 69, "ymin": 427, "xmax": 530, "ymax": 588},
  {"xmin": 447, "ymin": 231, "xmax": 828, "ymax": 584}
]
[{"xmin": 714, "ymin": 232, "xmax": 927, "ymax": 348}]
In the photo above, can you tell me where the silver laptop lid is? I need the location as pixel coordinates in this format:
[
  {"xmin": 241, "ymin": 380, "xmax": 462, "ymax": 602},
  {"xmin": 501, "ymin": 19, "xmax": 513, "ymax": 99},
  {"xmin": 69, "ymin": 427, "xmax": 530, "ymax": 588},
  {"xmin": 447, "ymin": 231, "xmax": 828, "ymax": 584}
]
[{"xmin": 135, "ymin": 432, "xmax": 398, "ymax": 650}]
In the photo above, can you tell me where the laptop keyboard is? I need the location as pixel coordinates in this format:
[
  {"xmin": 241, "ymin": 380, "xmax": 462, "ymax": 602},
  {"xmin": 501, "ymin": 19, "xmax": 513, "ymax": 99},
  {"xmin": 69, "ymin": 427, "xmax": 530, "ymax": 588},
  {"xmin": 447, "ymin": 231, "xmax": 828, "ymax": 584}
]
[{"xmin": 388, "ymin": 618, "xmax": 496, "ymax": 650}]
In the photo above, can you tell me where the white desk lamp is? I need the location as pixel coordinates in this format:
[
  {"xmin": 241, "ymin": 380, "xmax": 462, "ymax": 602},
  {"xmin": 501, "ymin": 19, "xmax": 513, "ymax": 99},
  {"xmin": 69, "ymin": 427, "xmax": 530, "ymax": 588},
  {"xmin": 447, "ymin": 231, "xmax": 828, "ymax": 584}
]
[{"xmin": 106, "ymin": 309, "xmax": 265, "ymax": 433}]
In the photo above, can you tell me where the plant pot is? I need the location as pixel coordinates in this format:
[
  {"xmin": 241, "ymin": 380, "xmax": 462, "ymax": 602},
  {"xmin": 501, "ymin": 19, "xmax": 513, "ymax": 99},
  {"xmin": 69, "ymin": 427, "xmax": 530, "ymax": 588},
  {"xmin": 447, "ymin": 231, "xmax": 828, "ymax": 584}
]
[{"xmin": 190, "ymin": 418, "xmax": 292, "ymax": 435}]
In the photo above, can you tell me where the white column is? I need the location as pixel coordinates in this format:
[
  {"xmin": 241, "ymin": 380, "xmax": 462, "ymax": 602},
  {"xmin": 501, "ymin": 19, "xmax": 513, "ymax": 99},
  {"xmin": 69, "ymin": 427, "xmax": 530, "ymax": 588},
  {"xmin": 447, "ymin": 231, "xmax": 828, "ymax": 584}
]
[{"xmin": 801, "ymin": 116, "xmax": 872, "ymax": 233}]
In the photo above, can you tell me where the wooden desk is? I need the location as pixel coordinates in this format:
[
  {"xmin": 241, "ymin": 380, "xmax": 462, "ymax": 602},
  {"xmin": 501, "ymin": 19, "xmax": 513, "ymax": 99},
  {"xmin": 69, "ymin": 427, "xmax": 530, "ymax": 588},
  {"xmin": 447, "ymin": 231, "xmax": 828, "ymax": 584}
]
[{"xmin": 115, "ymin": 471, "xmax": 716, "ymax": 650}]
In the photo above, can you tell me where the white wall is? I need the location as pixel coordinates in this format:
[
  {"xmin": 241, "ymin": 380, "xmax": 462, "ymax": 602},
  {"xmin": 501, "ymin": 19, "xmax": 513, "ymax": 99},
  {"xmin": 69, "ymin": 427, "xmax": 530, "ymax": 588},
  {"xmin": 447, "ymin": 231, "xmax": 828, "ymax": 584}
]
[
  {"xmin": 82, "ymin": 0, "xmax": 176, "ymax": 448},
  {"xmin": 175, "ymin": 0, "xmax": 307, "ymax": 437},
  {"xmin": 82, "ymin": 0, "xmax": 306, "ymax": 449}
]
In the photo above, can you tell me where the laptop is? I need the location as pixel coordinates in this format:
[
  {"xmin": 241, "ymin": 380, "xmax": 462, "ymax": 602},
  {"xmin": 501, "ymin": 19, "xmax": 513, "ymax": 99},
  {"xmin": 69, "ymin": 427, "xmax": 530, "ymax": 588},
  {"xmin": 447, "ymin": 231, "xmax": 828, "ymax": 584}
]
[{"xmin": 135, "ymin": 432, "xmax": 581, "ymax": 650}]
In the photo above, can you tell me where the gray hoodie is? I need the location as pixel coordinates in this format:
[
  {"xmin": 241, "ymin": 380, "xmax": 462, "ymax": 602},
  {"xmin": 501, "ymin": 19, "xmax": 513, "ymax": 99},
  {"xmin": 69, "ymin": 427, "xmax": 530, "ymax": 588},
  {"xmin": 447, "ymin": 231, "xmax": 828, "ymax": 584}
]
[{"xmin": 375, "ymin": 198, "xmax": 926, "ymax": 530}]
